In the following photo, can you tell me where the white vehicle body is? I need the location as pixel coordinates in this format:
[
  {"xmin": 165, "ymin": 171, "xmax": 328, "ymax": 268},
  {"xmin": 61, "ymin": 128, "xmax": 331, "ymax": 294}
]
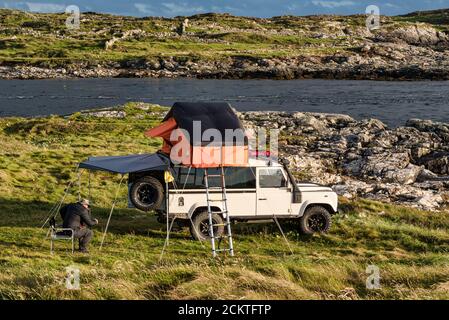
[{"xmin": 167, "ymin": 158, "xmax": 338, "ymax": 221}]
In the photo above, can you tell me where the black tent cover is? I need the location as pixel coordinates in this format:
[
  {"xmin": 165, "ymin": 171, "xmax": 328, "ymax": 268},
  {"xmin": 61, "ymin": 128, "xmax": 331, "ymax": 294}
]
[
  {"xmin": 79, "ymin": 153, "xmax": 170, "ymax": 174},
  {"xmin": 163, "ymin": 102, "xmax": 247, "ymax": 146}
]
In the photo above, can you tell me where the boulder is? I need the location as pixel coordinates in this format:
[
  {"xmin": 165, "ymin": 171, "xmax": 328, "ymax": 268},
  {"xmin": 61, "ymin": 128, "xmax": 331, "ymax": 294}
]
[
  {"xmin": 332, "ymin": 179, "xmax": 374, "ymax": 199},
  {"xmin": 384, "ymin": 163, "xmax": 423, "ymax": 185},
  {"xmin": 292, "ymin": 113, "xmax": 327, "ymax": 132},
  {"xmin": 377, "ymin": 25, "xmax": 448, "ymax": 46},
  {"xmin": 419, "ymin": 152, "xmax": 449, "ymax": 175}
]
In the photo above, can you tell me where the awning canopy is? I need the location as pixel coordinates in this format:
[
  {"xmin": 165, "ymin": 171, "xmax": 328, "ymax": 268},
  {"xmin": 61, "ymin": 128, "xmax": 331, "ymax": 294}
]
[{"xmin": 79, "ymin": 153, "xmax": 170, "ymax": 174}]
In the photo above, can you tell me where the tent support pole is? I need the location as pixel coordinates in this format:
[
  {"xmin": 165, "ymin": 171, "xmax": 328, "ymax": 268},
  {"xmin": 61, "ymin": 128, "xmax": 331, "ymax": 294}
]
[
  {"xmin": 159, "ymin": 217, "xmax": 176, "ymax": 262},
  {"xmin": 166, "ymin": 180, "xmax": 169, "ymax": 246},
  {"xmin": 100, "ymin": 174, "xmax": 125, "ymax": 251},
  {"xmin": 159, "ymin": 179, "xmax": 172, "ymax": 261},
  {"xmin": 41, "ymin": 164, "xmax": 80, "ymax": 229},
  {"xmin": 88, "ymin": 171, "xmax": 91, "ymax": 203},
  {"xmin": 273, "ymin": 217, "xmax": 293, "ymax": 255},
  {"xmin": 77, "ymin": 169, "xmax": 82, "ymax": 201}
]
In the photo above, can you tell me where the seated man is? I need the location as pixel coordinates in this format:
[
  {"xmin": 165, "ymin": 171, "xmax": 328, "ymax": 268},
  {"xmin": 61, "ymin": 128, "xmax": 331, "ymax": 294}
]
[{"xmin": 60, "ymin": 199, "xmax": 98, "ymax": 253}]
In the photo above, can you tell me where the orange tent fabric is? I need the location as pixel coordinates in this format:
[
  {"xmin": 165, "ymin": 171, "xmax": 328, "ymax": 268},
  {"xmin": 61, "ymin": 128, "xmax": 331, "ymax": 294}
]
[
  {"xmin": 191, "ymin": 145, "xmax": 248, "ymax": 168},
  {"xmin": 145, "ymin": 117, "xmax": 178, "ymax": 154},
  {"xmin": 145, "ymin": 103, "xmax": 249, "ymax": 168}
]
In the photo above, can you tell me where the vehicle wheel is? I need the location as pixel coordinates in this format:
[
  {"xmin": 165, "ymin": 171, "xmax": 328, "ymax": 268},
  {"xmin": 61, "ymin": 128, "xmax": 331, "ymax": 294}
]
[
  {"xmin": 130, "ymin": 176, "xmax": 164, "ymax": 211},
  {"xmin": 190, "ymin": 210, "xmax": 224, "ymax": 241},
  {"xmin": 299, "ymin": 206, "xmax": 332, "ymax": 235}
]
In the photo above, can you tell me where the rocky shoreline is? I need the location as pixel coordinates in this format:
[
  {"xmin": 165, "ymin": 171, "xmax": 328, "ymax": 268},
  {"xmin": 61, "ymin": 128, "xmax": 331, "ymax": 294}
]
[
  {"xmin": 240, "ymin": 111, "xmax": 449, "ymax": 211},
  {"xmin": 2, "ymin": 51, "xmax": 449, "ymax": 81}
]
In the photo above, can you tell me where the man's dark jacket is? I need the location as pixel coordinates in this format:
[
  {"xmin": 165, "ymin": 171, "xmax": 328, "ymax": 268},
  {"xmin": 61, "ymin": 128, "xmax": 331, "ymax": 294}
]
[{"xmin": 60, "ymin": 203, "xmax": 97, "ymax": 230}]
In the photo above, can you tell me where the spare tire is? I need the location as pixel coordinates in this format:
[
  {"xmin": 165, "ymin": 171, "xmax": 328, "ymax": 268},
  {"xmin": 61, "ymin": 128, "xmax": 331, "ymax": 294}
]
[{"xmin": 130, "ymin": 176, "xmax": 164, "ymax": 211}]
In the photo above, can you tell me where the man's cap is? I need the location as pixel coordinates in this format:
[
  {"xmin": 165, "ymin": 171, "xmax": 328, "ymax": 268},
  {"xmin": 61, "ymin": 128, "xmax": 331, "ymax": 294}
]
[{"xmin": 79, "ymin": 199, "xmax": 90, "ymax": 206}]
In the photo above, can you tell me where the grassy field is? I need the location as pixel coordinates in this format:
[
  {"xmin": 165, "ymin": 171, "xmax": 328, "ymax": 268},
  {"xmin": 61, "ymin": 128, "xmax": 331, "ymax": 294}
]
[
  {"xmin": 1, "ymin": 9, "xmax": 447, "ymax": 65},
  {"xmin": 0, "ymin": 103, "xmax": 448, "ymax": 300},
  {"xmin": 0, "ymin": 9, "xmax": 356, "ymax": 63}
]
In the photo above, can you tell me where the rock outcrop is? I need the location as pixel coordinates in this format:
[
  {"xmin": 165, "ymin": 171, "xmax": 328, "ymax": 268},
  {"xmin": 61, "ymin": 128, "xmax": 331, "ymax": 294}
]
[{"xmin": 239, "ymin": 111, "xmax": 449, "ymax": 211}]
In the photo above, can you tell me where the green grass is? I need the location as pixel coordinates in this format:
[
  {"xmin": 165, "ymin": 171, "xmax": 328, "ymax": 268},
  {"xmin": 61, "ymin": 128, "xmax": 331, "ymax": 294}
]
[
  {"xmin": 0, "ymin": 103, "xmax": 448, "ymax": 300},
  {"xmin": 393, "ymin": 9, "xmax": 449, "ymax": 32},
  {"xmin": 3, "ymin": 8, "xmax": 445, "ymax": 65}
]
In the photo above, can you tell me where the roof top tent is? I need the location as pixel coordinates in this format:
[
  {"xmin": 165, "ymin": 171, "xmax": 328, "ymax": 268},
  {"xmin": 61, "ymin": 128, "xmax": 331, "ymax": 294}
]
[{"xmin": 145, "ymin": 102, "xmax": 249, "ymax": 168}]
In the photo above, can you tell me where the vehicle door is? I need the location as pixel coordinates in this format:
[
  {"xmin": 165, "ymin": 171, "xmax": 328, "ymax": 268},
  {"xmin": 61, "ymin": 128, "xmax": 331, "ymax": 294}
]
[
  {"xmin": 256, "ymin": 167, "xmax": 292, "ymax": 216},
  {"xmin": 171, "ymin": 166, "xmax": 257, "ymax": 217},
  {"xmin": 221, "ymin": 167, "xmax": 257, "ymax": 217}
]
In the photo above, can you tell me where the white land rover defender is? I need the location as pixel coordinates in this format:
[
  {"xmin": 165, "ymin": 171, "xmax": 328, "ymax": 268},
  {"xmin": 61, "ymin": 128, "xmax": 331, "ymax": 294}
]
[{"xmin": 128, "ymin": 156, "xmax": 338, "ymax": 241}]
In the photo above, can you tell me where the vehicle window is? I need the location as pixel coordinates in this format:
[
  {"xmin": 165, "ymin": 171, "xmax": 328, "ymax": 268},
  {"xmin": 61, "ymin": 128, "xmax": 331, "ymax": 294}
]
[
  {"xmin": 224, "ymin": 167, "xmax": 256, "ymax": 189},
  {"xmin": 259, "ymin": 168, "xmax": 287, "ymax": 188},
  {"xmin": 174, "ymin": 167, "xmax": 256, "ymax": 189},
  {"xmin": 176, "ymin": 167, "xmax": 198, "ymax": 188}
]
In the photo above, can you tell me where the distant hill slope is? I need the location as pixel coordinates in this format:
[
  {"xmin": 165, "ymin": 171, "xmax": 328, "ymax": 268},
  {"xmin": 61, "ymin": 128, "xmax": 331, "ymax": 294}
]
[
  {"xmin": 0, "ymin": 8, "xmax": 449, "ymax": 80},
  {"xmin": 399, "ymin": 8, "xmax": 449, "ymax": 25}
]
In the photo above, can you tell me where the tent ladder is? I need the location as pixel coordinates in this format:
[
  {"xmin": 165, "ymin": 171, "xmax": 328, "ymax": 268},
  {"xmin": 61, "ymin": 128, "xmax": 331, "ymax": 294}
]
[{"xmin": 204, "ymin": 167, "xmax": 234, "ymax": 258}]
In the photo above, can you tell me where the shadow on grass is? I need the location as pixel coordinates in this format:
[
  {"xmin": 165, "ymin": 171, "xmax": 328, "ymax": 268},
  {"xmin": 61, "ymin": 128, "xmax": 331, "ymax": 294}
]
[
  {"xmin": 0, "ymin": 198, "xmax": 336, "ymax": 244},
  {"xmin": 0, "ymin": 197, "xmax": 221, "ymax": 246},
  {"xmin": 0, "ymin": 197, "xmax": 167, "ymax": 235}
]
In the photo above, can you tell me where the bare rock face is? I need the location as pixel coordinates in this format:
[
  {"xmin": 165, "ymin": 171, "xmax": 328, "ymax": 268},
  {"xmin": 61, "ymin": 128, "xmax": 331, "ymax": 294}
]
[
  {"xmin": 292, "ymin": 113, "xmax": 327, "ymax": 132},
  {"xmin": 104, "ymin": 29, "xmax": 146, "ymax": 50},
  {"xmin": 388, "ymin": 164, "xmax": 424, "ymax": 185},
  {"xmin": 332, "ymin": 179, "xmax": 374, "ymax": 199},
  {"xmin": 354, "ymin": 152, "xmax": 422, "ymax": 184},
  {"xmin": 406, "ymin": 119, "xmax": 449, "ymax": 143},
  {"xmin": 377, "ymin": 25, "xmax": 448, "ymax": 46},
  {"xmin": 420, "ymin": 152, "xmax": 449, "ymax": 175},
  {"xmin": 241, "ymin": 111, "xmax": 449, "ymax": 211}
]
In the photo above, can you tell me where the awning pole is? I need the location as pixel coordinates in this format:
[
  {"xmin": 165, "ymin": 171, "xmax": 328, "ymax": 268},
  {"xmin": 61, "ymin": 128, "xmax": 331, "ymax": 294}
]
[
  {"xmin": 88, "ymin": 171, "xmax": 92, "ymax": 203},
  {"xmin": 159, "ymin": 216, "xmax": 176, "ymax": 262},
  {"xmin": 159, "ymin": 174, "xmax": 173, "ymax": 261},
  {"xmin": 100, "ymin": 174, "xmax": 125, "ymax": 251},
  {"xmin": 166, "ymin": 180, "xmax": 169, "ymax": 246},
  {"xmin": 41, "ymin": 164, "xmax": 80, "ymax": 229},
  {"xmin": 77, "ymin": 169, "xmax": 82, "ymax": 201},
  {"xmin": 273, "ymin": 217, "xmax": 294, "ymax": 255}
]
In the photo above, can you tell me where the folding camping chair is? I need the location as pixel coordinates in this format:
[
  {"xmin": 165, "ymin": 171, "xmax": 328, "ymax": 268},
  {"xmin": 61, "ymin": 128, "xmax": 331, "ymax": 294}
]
[{"xmin": 48, "ymin": 217, "xmax": 75, "ymax": 254}]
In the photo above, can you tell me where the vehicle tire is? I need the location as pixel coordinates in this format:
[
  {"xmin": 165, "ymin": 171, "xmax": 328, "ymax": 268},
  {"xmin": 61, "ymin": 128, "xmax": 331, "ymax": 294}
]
[
  {"xmin": 130, "ymin": 176, "xmax": 164, "ymax": 211},
  {"xmin": 190, "ymin": 210, "xmax": 224, "ymax": 241},
  {"xmin": 299, "ymin": 206, "xmax": 332, "ymax": 235}
]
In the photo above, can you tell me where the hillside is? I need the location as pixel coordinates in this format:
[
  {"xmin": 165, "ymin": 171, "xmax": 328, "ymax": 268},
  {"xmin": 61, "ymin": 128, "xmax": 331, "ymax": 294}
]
[
  {"xmin": 1, "ymin": 9, "xmax": 449, "ymax": 79},
  {"xmin": 0, "ymin": 103, "xmax": 448, "ymax": 299}
]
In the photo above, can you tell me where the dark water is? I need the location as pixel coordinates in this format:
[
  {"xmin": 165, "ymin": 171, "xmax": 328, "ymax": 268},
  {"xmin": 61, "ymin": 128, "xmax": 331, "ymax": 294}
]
[{"xmin": 0, "ymin": 78, "xmax": 448, "ymax": 127}]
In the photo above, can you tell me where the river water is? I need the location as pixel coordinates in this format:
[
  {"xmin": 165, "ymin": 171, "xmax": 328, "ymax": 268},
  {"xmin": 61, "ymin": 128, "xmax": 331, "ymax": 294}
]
[{"xmin": 0, "ymin": 78, "xmax": 448, "ymax": 127}]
